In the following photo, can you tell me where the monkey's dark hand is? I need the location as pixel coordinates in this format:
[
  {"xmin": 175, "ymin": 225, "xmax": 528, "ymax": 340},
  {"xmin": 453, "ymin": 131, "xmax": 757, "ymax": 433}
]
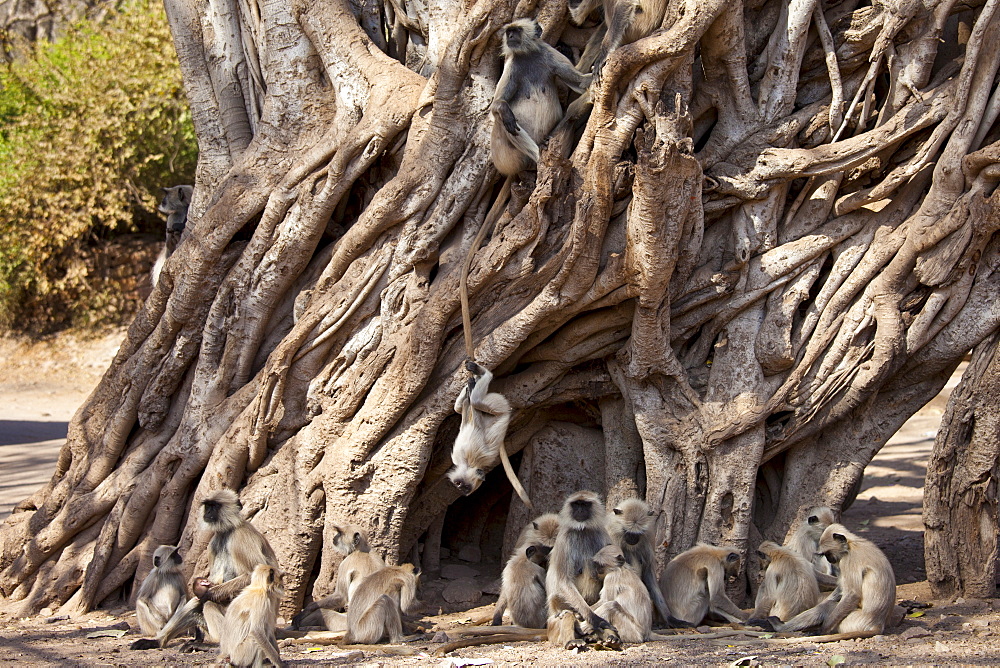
[
  {"xmin": 495, "ymin": 103, "xmax": 522, "ymax": 136},
  {"xmin": 129, "ymin": 638, "xmax": 161, "ymax": 651},
  {"xmin": 588, "ymin": 612, "xmax": 614, "ymax": 632},
  {"xmin": 193, "ymin": 578, "xmax": 213, "ymax": 599},
  {"xmin": 465, "ymin": 359, "xmax": 483, "ymax": 376},
  {"xmin": 745, "ymin": 617, "xmax": 776, "ymax": 631}
]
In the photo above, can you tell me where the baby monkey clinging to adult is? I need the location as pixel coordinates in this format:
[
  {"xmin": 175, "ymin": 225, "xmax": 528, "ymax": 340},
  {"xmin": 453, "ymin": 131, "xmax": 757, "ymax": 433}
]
[{"xmin": 490, "ymin": 18, "xmax": 591, "ymax": 176}]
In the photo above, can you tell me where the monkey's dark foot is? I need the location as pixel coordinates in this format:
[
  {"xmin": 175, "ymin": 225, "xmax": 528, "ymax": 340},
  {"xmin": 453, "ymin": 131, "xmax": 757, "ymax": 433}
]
[
  {"xmin": 179, "ymin": 640, "xmax": 208, "ymax": 653},
  {"xmin": 745, "ymin": 618, "xmax": 776, "ymax": 631},
  {"xmin": 766, "ymin": 616, "xmax": 784, "ymax": 632},
  {"xmin": 582, "ymin": 630, "xmax": 601, "ymax": 644},
  {"xmin": 564, "ymin": 637, "xmax": 587, "ymax": 650},
  {"xmin": 666, "ymin": 615, "xmax": 695, "ymax": 629},
  {"xmin": 129, "ymin": 638, "xmax": 160, "ymax": 651},
  {"xmin": 465, "ymin": 359, "xmax": 481, "ymax": 374},
  {"xmin": 595, "ymin": 627, "xmax": 621, "ymax": 651}
]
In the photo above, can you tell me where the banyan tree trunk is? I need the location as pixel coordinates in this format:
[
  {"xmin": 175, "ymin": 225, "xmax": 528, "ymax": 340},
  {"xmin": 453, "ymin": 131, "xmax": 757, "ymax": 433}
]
[
  {"xmin": 2, "ymin": 0, "xmax": 1000, "ymax": 616},
  {"xmin": 924, "ymin": 332, "xmax": 1000, "ymax": 600}
]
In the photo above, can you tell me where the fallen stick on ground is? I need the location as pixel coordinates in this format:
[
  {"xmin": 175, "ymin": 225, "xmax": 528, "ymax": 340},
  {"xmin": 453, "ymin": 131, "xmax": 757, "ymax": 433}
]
[{"xmin": 433, "ymin": 632, "xmax": 546, "ymax": 656}]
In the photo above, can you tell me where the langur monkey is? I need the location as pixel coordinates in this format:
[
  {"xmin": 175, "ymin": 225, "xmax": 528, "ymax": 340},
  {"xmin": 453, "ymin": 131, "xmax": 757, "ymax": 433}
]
[
  {"xmin": 151, "ymin": 184, "xmax": 193, "ymax": 287},
  {"xmin": 135, "ymin": 545, "xmax": 186, "ymax": 636},
  {"xmin": 490, "ymin": 19, "xmax": 591, "ymax": 176},
  {"xmin": 344, "ymin": 563, "xmax": 421, "ymax": 644},
  {"xmin": 775, "ymin": 524, "xmax": 896, "ymax": 637},
  {"xmin": 219, "ymin": 564, "xmax": 284, "ymax": 668},
  {"xmin": 659, "ymin": 543, "xmax": 748, "ymax": 625},
  {"xmin": 292, "ymin": 524, "xmax": 385, "ymax": 630},
  {"xmin": 131, "ymin": 489, "xmax": 279, "ymax": 650},
  {"xmin": 546, "ymin": 490, "xmax": 618, "ymax": 647},
  {"xmin": 448, "ymin": 361, "xmax": 513, "ymax": 496},
  {"xmin": 568, "ymin": 0, "xmax": 668, "ymax": 76},
  {"xmin": 515, "ymin": 512, "xmax": 561, "ymax": 549},
  {"xmin": 607, "ymin": 498, "xmax": 682, "ymax": 627},
  {"xmin": 748, "ymin": 541, "xmax": 820, "ymax": 622},
  {"xmin": 592, "ymin": 544, "xmax": 651, "ymax": 643},
  {"xmin": 492, "ymin": 543, "xmax": 551, "ymax": 628},
  {"xmin": 786, "ymin": 506, "xmax": 839, "ymax": 589}
]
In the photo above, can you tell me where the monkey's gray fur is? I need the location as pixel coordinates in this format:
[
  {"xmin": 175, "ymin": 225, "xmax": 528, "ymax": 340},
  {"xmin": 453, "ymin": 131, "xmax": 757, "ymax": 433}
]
[
  {"xmin": 135, "ymin": 545, "xmax": 185, "ymax": 636},
  {"xmin": 151, "ymin": 185, "xmax": 193, "ymax": 287},
  {"xmin": 219, "ymin": 564, "xmax": 284, "ymax": 668},
  {"xmin": 490, "ymin": 19, "xmax": 590, "ymax": 176},
  {"xmin": 492, "ymin": 543, "xmax": 551, "ymax": 628},
  {"xmin": 448, "ymin": 361, "xmax": 512, "ymax": 496}
]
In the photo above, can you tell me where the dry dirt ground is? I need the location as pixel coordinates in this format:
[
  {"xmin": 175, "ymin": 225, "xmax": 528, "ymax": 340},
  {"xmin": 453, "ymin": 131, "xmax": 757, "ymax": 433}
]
[{"xmin": 0, "ymin": 331, "xmax": 996, "ymax": 666}]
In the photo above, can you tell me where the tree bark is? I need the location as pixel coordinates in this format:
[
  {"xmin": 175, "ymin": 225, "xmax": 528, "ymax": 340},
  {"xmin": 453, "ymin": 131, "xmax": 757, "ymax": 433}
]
[
  {"xmin": 924, "ymin": 333, "xmax": 1000, "ymax": 600},
  {"xmin": 2, "ymin": 0, "xmax": 1000, "ymax": 616}
]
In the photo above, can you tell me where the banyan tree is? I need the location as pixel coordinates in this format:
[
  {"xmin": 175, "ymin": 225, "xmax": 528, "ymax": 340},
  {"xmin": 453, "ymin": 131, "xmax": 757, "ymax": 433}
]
[{"xmin": 2, "ymin": 0, "xmax": 1000, "ymax": 615}]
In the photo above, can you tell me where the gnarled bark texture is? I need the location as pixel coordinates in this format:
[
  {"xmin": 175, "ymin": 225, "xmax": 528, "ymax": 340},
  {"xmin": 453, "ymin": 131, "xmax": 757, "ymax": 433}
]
[
  {"xmin": 2, "ymin": 0, "xmax": 1000, "ymax": 615},
  {"xmin": 924, "ymin": 333, "xmax": 1000, "ymax": 600}
]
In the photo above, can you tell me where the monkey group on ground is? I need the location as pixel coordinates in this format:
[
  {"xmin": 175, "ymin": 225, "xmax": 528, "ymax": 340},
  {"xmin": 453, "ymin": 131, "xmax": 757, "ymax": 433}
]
[{"xmin": 490, "ymin": 496, "xmax": 897, "ymax": 649}]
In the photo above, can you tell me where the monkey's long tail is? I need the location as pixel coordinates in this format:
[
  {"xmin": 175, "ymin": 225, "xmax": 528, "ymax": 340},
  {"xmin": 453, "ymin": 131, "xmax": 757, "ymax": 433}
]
[{"xmin": 459, "ymin": 177, "xmax": 533, "ymax": 511}]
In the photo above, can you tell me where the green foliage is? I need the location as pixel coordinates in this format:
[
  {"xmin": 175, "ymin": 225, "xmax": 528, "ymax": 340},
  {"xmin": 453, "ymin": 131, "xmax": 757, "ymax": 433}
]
[{"xmin": 0, "ymin": 0, "xmax": 197, "ymax": 332}]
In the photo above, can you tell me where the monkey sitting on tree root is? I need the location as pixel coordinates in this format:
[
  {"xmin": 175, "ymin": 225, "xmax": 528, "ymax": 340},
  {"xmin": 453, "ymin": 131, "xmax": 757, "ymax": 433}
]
[
  {"xmin": 292, "ymin": 524, "xmax": 384, "ymax": 631},
  {"xmin": 490, "ymin": 18, "xmax": 591, "ymax": 176},
  {"xmin": 769, "ymin": 523, "xmax": 896, "ymax": 639},
  {"xmin": 151, "ymin": 184, "xmax": 193, "ymax": 287},
  {"xmin": 218, "ymin": 564, "xmax": 284, "ymax": 668},
  {"xmin": 131, "ymin": 489, "xmax": 279, "ymax": 651},
  {"xmin": 659, "ymin": 543, "xmax": 748, "ymax": 626},
  {"xmin": 135, "ymin": 545, "xmax": 186, "ymax": 637}
]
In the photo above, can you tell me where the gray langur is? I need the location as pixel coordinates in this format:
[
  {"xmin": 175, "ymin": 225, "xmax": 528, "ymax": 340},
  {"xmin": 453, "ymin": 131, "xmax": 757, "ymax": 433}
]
[
  {"xmin": 490, "ymin": 18, "xmax": 591, "ymax": 176},
  {"xmin": 151, "ymin": 184, "xmax": 193, "ymax": 287},
  {"xmin": 131, "ymin": 489, "xmax": 279, "ymax": 651},
  {"xmin": 748, "ymin": 541, "xmax": 819, "ymax": 622},
  {"xmin": 774, "ymin": 524, "xmax": 896, "ymax": 637},
  {"xmin": 607, "ymin": 498, "xmax": 684, "ymax": 628},
  {"xmin": 592, "ymin": 544, "xmax": 651, "ymax": 643},
  {"xmin": 546, "ymin": 490, "xmax": 617, "ymax": 648},
  {"xmin": 135, "ymin": 545, "xmax": 186, "ymax": 636},
  {"xmin": 786, "ymin": 506, "xmax": 839, "ymax": 589},
  {"xmin": 448, "ymin": 361, "xmax": 512, "ymax": 496},
  {"xmin": 344, "ymin": 563, "xmax": 421, "ymax": 644},
  {"xmin": 659, "ymin": 543, "xmax": 748, "ymax": 625},
  {"xmin": 514, "ymin": 512, "xmax": 561, "ymax": 550},
  {"xmin": 568, "ymin": 0, "xmax": 668, "ymax": 76},
  {"xmin": 292, "ymin": 524, "xmax": 385, "ymax": 630},
  {"xmin": 218, "ymin": 564, "xmax": 284, "ymax": 668},
  {"xmin": 492, "ymin": 543, "xmax": 551, "ymax": 628}
]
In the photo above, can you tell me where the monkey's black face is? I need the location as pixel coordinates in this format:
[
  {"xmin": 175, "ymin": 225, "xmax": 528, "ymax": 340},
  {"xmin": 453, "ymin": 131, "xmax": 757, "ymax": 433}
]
[
  {"xmin": 153, "ymin": 555, "xmax": 162, "ymax": 568},
  {"xmin": 824, "ymin": 550, "xmax": 840, "ymax": 564},
  {"xmin": 504, "ymin": 26, "xmax": 524, "ymax": 50},
  {"xmin": 203, "ymin": 500, "xmax": 220, "ymax": 525},
  {"xmin": 570, "ymin": 499, "xmax": 592, "ymax": 522},
  {"xmin": 808, "ymin": 515, "xmax": 819, "ymax": 525},
  {"xmin": 623, "ymin": 531, "xmax": 642, "ymax": 546}
]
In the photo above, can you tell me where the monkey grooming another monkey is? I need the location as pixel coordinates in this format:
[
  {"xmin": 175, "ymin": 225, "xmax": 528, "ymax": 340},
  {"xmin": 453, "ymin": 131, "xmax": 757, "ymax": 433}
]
[
  {"xmin": 344, "ymin": 564, "xmax": 421, "ymax": 644},
  {"xmin": 151, "ymin": 184, "xmax": 193, "ymax": 287},
  {"xmin": 592, "ymin": 544, "xmax": 651, "ymax": 643},
  {"xmin": 546, "ymin": 490, "xmax": 618, "ymax": 648},
  {"xmin": 448, "ymin": 361, "xmax": 512, "ymax": 496},
  {"xmin": 131, "ymin": 489, "xmax": 279, "ymax": 651},
  {"xmin": 292, "ymin": 524, "xmax": 385, "ymax": 630},
  {"xmin": 135, "ymin": 545, "xmax": 186, "ymax": 637},
  {"xmin": 607, "ymin": 498, "xmax": 683, "ymax": 628},
  {"xmin": 786, "ymin": 506, "xmax": 839, "ymax": 589},
  {"xmin": 219, "ymin": 564, "xmax": 284, "ymax": 668},
  {"xmin": 660, "ymin": 543, "xmax": 748, "ymax": 626},
  {"xmin": 492, "ymin": 543, "xmax": 551, "ymax": 628},
  {"xmin": 748, "ymin": 541, "xmax": 820, "ymax": 622},
  {"xmin": 774, "ymin": 523, "xmax": 895, "ymax": 637},
  {"xmin": 490, "ymin": 18, "xmax": 591, "ymax": 176}
]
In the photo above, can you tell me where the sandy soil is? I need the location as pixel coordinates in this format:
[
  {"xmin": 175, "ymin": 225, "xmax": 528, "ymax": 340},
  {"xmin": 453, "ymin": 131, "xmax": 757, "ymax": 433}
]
[{"xmin": 1, "ymin": 334, "xmax": 995, "ymax": 666}]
